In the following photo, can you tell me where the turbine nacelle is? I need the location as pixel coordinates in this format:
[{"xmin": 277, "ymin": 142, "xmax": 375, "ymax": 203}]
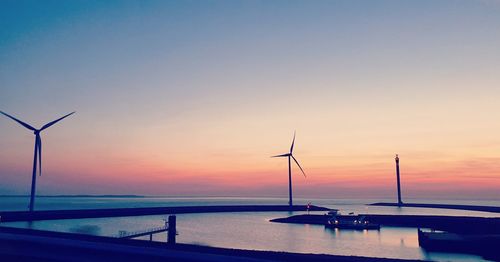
[
  {"xmin": 271, "ymin": 153, "xmax": 291, "ymax": 158},
  {"xmin": 271, "ymin": 132, "xmax": 306, "ymax": 177}
]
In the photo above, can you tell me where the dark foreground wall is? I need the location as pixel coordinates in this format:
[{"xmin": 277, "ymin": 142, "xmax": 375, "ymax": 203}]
[
  {"xmin": 0, "ymin": 226, "xmax": 420, "ymax": 262},
  {"xmin": 0, "ymin": 205, "xmax": 329, "ymax": 222}
]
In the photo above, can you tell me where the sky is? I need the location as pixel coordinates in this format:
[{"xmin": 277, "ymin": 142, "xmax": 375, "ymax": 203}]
[{"xmin": 1, "ymin": 0, "xmax": 500, "ymax": 200}]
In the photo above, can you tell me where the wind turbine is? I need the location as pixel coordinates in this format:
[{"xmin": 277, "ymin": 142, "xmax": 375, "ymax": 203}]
[
  {"xmin": 0, "ymin": 111, "xmax": 75, "ymax": 212},
  {"xmin": 271, "ymin": 131, "xmax": 306, "ymax": 207}
]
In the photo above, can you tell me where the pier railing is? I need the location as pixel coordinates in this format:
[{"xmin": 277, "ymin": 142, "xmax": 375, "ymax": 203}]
[
  {"xmin": 117, "ymin": 225, "xmax": 168, "ymax": 239},
  {"xmin": 116, "ymin": 215, "xmax": 177, "ymax": 243}
]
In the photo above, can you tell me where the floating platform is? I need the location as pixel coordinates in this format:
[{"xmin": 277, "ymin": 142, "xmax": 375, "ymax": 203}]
[{"xmin": 325, "ymin": 221, "xmax": 381, "ymax": 230}]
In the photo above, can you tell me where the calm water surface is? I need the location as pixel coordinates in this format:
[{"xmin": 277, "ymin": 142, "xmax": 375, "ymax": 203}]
[{"xmin": 1, "ymin": 197, "xmax": 498, "ymax": 261}]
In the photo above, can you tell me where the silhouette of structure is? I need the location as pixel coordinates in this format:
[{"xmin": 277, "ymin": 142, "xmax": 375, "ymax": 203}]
[
  {"xmin": 272, "ymin": 131, "xmax": 306, "ymax": 207},
  {"xmin": 0, "ymin": 111, "xmax": 75, "ymax": 212},
  {"xmin": 395, "ymin": 154, "xmax": 403, "ymax": 206},
  {"xmin": 167, "ymin": 215, "xmax": 176, "ymax": 244},
  {"xmin": 117, "ymin": 216, "xmax": 176, "ymax": 243}
]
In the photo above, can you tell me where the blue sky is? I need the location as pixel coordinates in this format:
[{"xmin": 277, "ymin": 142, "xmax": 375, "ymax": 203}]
[{"xmin": 1, "ymin": 0, "xmax": 500, "ymax": 199}]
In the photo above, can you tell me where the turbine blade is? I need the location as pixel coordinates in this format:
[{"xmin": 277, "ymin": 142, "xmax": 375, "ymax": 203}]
[
  {"xmin": 40, "ymin": 111, "xmax": 75, "ymax": 131},
  {"xmin": 0, "ymin": 111, "xmax": 36, "ymax": 131},
  {"xmin": 291, "ymin": 155, "xmax": 306, "ymax": 177},
  {"xmin": 37, "ymin": 135, "xmax": 42, "ymax": 176},
  {"xmin": 290, "ymin": 131, "xmax": 296, "ymax": 153},
  {"xmin": 271, "ymin": 153, "xmax": 290, "ymax": 158}
]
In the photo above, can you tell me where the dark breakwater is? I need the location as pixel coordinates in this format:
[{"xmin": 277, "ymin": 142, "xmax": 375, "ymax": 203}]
[
  {"xmin": 270, "ymin": 214, "xmax": 500, "ymax": 234},
  {"xmin": 0, "ymin": 205, "xmax": 329, "ymax": 222},
  {"xmin": 370, "ymin": 203, "xmax": 500, "ymax": 213}
]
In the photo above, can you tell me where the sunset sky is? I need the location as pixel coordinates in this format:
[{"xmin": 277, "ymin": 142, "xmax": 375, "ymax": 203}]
[{"xmin": 1, "ymin": 0, "xmax": 499, "ymax": 200}]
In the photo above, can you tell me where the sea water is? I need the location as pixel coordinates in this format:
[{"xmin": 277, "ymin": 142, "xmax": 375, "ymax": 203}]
[{"xmin": 1, "ymin": 196, "xmax": 499, "ymax": 261}]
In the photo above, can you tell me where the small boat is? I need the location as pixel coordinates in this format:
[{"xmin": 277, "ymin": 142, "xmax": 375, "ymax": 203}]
[{"xmin": 325, "ymin": 212, "xmax": 380, "ymax": 230}]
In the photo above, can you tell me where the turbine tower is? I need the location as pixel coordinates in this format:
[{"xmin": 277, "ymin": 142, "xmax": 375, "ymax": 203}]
[
  {"xmin": 272, "ymin": 131, "xmax": 306, "ymax": 207},
  {"xmin": 395, "ymin": 154, "xmax": 403, "ymax": 206},
  {"xmin": 1, "ymin": 111, "xmax": 75, "ymax": 212}
]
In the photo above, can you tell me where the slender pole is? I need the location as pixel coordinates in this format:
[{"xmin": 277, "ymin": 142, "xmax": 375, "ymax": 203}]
[
  {"xmin": 395, "ymin": 154, "xmax": 403, "ymax": 206},
  {"xmin": 29, "ymin": 136, "xmax": 38, "ymax": 212},
  {"xmin": 167, "ymin": 215, "xmax": 176, "ymax": 244},
  {"xmin": 288, "ymin": 155, "xmax": 293, "ymax": 207}
]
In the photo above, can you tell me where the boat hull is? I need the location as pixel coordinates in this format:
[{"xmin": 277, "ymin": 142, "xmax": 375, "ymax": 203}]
[{"xmin": 325, "ymin": 223, "xmax": 380, "ymax": 230}]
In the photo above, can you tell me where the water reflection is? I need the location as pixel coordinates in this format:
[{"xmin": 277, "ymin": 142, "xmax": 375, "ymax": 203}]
[
  {"xmin": 69, "ymin": 224, "xmax": 101, "ymax": 235},
  {"xmin": 1, "ymin": 211, "xmax": 491, "ymax": 261}
]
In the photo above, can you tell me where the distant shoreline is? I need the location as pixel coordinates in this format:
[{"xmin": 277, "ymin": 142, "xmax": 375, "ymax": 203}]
[
  {"xmin": 1, "ymin": 195, "xmax": 499, "ymax": 201},
  {"xmin": 0, "ymin": 195, "xmax": 398, "ymax": 200},
  {"xmin": 0, "ymin": 195, "xmax": 145, "ymax": 198}
]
